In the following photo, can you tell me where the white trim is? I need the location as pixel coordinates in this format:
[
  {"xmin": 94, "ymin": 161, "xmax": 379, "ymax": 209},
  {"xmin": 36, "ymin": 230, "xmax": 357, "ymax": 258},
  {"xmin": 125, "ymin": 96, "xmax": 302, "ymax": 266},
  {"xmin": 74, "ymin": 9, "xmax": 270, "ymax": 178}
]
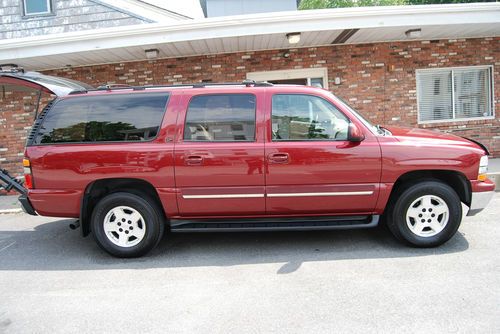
[
  {"xmin": 267, "ymin": 191, "xmax": 374, "ymax": 198},
  {"xmin": 418, "ymin": 116, "xmax": 495, "ymax": 125},
  {"xmin": 95, "ymin": 0, "xmax": 192, "ymax": 22},
  {"xmin": 183, "ymin": 194, "xmax": 265, "ymax": 199},
  {"xmin": 416, "ymin": 65, "xmax": 495, "ymax": 72},
  {"xmin": 416, "ymin": 65, "xmax": 495, "ymax": 124},
  {"xmin": 247, "ymin": 68, "xmax": 329, "ymax": 89}
]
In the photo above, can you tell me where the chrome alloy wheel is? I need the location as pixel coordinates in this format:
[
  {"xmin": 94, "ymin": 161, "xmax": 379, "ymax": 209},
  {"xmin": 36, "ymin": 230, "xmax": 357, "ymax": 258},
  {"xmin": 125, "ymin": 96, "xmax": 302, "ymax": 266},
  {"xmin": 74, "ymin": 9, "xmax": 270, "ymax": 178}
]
[
  {"xmin": 405, "ymin": 195, "xmax": 449, "ymax": 237},
  {"xmin": 103, "ymin": 206, "xmax": 146, "ymax": 247}
]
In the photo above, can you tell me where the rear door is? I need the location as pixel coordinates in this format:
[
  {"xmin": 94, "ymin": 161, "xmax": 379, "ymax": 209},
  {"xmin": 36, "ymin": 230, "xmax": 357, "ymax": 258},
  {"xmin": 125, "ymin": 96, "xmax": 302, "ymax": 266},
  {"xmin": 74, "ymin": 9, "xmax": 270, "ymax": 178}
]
[
  {"xmin": 173, "ymin": 89, "xmax": 266, "ymax": 217},
  {"xmin": 0, "ymin": 71, "xmax": 94, "ymax": 96}
]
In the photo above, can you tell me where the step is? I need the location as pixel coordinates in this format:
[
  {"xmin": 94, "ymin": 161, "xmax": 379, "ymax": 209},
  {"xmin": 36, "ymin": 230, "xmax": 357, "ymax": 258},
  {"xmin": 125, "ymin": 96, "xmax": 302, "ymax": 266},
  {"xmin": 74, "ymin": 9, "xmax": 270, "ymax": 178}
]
[{"xmin": 170, "ymin": 215, "xmax": 379, "ymax": 232}]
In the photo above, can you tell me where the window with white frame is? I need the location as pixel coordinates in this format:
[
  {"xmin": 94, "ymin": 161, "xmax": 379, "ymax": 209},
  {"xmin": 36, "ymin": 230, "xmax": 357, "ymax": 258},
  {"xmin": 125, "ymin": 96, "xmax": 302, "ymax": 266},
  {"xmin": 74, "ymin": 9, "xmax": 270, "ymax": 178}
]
[
  {"xmin": 416, "ymin": 66, "xmax": 494, "ymax": 123},
  {"xmin": 23, "ymin": 0, "xmax": 52, "ymax": 16},
  {"xmin": 246, "ymin": 68, "xmax": 329, "ymax": 89}
]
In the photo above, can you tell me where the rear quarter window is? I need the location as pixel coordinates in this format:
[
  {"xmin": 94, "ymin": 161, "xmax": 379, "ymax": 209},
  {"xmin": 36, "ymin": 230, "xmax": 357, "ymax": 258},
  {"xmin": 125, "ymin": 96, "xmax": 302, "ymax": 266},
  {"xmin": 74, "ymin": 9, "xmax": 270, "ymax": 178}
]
[{"xmin": 33, "ymin": 93, "xmax": 169, "ymax": 144}]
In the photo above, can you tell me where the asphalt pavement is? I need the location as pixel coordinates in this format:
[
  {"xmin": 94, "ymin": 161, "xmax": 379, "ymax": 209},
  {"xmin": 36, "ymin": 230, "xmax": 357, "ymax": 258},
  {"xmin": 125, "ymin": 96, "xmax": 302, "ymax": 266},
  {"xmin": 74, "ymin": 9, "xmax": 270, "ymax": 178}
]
[{"xmin": 0, "ymin": 193, "xmax": 499, "ymax": 333}]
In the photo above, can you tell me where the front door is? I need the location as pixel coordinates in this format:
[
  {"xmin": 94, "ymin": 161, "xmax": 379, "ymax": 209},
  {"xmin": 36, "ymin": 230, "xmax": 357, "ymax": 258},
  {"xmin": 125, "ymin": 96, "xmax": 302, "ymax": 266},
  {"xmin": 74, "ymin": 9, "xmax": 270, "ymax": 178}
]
[
  {"xmin": 174, "ymin": 90, "xmax": 266, "ymax": 217},
  {"xmin": 265, "ymin": 92, "xmax": 382, "ymax": 215}
]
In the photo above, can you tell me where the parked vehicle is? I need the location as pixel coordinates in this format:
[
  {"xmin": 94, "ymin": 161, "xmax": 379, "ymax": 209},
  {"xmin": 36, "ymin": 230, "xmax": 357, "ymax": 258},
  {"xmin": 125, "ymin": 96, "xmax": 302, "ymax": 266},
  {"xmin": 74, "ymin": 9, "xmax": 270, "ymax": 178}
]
[{"xmin": 1, "ymin": 72, "xmax": 495, "ymax": 258}]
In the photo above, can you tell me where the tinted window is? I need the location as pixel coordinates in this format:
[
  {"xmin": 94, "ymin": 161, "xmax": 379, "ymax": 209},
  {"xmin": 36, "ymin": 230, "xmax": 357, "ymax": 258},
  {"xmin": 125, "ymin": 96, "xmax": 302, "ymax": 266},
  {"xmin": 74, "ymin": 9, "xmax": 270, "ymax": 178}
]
[
  {"xmin": 272, "ymin": 94, "xmax": 349, "ymax": 141},
  {"xmin": 35, "ymin": 93, "xmax": 169, "ymax": 144},
  {"xmin": 184, "ymin": 94, "xmax": 256, "ymax": 141}
]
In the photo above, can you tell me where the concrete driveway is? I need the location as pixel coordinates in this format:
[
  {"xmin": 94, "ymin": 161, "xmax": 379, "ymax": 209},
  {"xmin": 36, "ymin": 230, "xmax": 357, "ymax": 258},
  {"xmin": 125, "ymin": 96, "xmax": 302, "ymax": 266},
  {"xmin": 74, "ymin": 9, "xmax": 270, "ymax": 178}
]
[{"xmin": 0, "ymin": 194, "xmax": 499, "ymax": 333}]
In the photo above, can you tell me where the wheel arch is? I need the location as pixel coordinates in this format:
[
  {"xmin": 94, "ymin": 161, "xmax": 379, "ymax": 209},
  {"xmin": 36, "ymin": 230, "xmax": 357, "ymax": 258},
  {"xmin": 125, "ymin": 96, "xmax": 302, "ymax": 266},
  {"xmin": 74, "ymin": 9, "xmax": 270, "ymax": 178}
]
[
  {"xmin": 80, "ymin": 178, "xmax": 165, "ymax": 237},
  {"xmin": 386, "ymin": 170, "xmax": 472, "ymax": 212}
]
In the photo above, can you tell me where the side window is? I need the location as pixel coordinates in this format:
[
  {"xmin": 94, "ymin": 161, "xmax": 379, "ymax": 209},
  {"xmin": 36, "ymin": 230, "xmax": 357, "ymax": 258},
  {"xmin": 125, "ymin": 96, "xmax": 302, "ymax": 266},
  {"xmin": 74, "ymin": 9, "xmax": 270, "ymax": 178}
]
[
  {"xmin": 272, "ymin": 94, "xmax": 350, "ymax": 141},
  {"xmin": 184, "ymin": 94, "xmax": 256, "ymax": 142},
  {"xmin": 35, "ymin": 93, "xmax": 169, "ymax": 144}
]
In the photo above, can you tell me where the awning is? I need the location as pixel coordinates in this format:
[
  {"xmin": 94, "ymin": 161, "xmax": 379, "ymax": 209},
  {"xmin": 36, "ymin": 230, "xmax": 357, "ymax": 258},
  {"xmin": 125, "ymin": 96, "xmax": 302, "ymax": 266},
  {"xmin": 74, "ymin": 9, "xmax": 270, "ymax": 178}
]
[{"xmin": 0, "ymin": 3, "xmax": 499, "ymax": 71}]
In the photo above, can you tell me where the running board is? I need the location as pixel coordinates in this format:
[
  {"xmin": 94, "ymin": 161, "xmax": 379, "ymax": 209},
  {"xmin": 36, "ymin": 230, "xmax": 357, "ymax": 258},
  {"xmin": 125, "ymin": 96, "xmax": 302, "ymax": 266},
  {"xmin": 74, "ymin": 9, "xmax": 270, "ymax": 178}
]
[{"xmin": 170, "ymin": 215, "xmax": 379, "ymax": 232}]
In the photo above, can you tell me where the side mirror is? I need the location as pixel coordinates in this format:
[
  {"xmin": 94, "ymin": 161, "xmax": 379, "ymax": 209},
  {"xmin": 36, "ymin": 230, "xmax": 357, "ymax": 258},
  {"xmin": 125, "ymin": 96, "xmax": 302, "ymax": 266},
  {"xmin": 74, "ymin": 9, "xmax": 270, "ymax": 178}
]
[{"xmin": 348, "ymin": 123, "xmax": 365, "ymax": 142}]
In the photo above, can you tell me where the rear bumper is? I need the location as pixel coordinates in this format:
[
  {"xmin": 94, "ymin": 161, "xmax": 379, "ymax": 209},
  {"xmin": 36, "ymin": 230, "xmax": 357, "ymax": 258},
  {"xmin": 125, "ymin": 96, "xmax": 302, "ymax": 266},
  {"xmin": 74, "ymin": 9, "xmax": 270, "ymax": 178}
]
[
  {"xmin": 18, "ymin": 194, "xmax": 37, "ymax": 216},
  {"xmin": 467, "ymin": 178, "xmax": 496, "ymax": 216}
]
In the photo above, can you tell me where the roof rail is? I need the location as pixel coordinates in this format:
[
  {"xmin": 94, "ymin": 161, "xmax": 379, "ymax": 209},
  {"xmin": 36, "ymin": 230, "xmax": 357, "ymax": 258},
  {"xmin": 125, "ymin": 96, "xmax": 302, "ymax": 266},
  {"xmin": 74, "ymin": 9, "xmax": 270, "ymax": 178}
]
[
  {"xmin": 69, "ymin": 80, "xmax": 273, "ymax": 95},
  {"xmin": 96, "ymin": 84, "xmax": 133, "ymax": 90}
]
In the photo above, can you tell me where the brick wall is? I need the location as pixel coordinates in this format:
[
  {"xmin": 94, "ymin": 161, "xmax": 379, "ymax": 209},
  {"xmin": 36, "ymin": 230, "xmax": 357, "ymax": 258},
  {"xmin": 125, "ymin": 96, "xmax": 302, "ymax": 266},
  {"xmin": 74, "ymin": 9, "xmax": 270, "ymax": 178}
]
[{"xmin": 1, "ymin": 37, "xmax": 498, "ymax": 181}]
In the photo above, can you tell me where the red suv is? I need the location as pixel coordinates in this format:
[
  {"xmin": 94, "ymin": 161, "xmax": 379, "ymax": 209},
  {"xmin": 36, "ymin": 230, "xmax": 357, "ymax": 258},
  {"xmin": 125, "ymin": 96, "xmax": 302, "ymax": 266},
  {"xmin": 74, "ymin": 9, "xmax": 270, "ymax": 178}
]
[{"xmin": 2, "ymin": 72, "xmax": 495, "ymax": 258}]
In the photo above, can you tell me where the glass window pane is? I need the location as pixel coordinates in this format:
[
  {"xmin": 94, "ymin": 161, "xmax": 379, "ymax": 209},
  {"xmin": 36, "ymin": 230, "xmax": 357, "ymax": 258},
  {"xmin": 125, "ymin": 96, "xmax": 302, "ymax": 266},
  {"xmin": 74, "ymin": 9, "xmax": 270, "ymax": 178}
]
[
  {"xmin": 25, "ymin": 0, "xmax": 49, "ymax": 14},
  {"xmin": 272, "ymin": 94, "xmax": 349, "ymax": 141},
  {"xmin": 454, "ymin": 68, "xmax": 491, "ymax": 119},
  {"xmin": 417, "ymin": 67, "xmax": 492, "ymax": 122},
  {"xmin": 184, "ymin": 94, "xmax": 256, "ymax": 141},
  {"xmin": 417, "ymin": 71, "xmax": 453, "ymax": 122},
  {"xmin": 35, "ymin": 93, "xmax": 169, "ymax": 144},
  {"xmin": 310, "ymin": 78, "xmax": 323, "ymax": 88}
]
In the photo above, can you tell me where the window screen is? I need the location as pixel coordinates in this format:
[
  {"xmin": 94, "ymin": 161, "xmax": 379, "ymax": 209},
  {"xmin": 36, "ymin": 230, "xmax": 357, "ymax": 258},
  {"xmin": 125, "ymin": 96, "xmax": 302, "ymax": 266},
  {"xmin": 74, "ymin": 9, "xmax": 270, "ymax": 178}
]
[
  {"xmin": 184, "ymin": 94, "xmax": 256, "ymax": 141},
  {"xmin": 34, "ymin": 93, "xmax": 169, "ymax": 144},
  {"xmin": 417, "ymin": 67, "xmax": 493, "ymax": 122},
  {"xmin": 272, "ymin": 94, "xmax": 349, "ymax": 141}
]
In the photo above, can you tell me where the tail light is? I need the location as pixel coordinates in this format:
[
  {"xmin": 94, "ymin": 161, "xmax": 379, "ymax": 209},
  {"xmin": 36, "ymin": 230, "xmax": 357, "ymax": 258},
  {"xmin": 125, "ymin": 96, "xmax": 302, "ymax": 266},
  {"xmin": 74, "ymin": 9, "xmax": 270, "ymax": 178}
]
[{"xmin": 23, "ymin": 158, "xmax": 34, "ymax": 189}]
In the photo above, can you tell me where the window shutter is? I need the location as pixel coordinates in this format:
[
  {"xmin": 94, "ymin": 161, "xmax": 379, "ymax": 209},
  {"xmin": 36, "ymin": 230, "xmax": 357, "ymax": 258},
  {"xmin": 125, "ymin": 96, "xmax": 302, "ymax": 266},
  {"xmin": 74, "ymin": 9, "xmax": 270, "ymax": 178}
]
[{"xmin": 417, "ymin": 70, "xmax": 453, "ymax": 122}]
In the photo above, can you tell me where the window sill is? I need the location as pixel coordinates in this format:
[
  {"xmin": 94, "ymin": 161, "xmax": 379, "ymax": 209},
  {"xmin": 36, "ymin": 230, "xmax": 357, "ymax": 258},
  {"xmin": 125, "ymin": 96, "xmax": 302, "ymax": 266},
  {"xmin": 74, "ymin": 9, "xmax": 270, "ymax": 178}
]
[
  {"xmin": 22, "ymin": 13, "xmax": 55, "ymax": 20},
  {"xmin": 418, "ymin": 116, "xmax": 495, "ymax": 125}
]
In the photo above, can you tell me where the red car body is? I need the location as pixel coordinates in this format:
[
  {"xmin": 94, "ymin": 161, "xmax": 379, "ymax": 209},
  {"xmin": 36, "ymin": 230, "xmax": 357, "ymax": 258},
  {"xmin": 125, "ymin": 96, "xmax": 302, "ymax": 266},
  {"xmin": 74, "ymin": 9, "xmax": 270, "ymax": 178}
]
[{"xmin": 21, "ymin": 85, "xmax": 494, "ymax": 222}]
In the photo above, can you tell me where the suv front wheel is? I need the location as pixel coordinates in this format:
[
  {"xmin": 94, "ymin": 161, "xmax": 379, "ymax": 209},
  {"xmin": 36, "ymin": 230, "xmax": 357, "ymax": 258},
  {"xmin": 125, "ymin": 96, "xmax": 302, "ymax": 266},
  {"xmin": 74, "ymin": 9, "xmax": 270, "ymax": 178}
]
[
  {"xmin": 91, "ymin": 192, "xmax": 165, "ymax": 257},
  {"xmin": 386, "ymin": 180, "xmax": 462, "ymax": 247}
]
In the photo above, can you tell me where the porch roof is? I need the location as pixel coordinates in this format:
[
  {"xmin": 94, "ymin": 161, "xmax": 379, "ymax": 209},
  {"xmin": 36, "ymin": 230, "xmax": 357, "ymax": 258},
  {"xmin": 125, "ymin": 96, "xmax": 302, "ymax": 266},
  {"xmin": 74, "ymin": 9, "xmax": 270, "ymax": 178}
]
[{"xmin": 1, "ymin": 3, "xmax": 499, "ymax": 71}]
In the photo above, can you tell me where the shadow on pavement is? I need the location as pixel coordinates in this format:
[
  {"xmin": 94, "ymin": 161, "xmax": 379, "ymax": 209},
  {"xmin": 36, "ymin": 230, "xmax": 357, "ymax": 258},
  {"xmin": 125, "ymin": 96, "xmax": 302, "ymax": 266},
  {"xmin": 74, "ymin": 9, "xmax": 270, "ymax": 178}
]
[{"xmin": 0, "ymin": 218, "xmax": 469, "ymax": 273}]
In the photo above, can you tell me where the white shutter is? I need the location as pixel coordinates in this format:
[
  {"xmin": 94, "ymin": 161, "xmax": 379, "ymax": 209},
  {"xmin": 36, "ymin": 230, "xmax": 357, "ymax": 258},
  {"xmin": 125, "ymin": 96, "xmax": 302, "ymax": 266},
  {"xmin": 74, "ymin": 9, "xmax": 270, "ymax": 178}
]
[{"xmin": 417, "ymin": 66, "xmax": 493, "ymax": 123}]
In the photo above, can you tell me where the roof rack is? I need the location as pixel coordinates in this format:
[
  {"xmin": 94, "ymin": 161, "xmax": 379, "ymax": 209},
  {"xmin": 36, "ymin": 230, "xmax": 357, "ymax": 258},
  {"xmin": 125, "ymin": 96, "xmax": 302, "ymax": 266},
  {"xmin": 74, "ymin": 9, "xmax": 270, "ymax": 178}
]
[{"xmin": 68, "ymin": 80, "xmax": 273, "ymax": 95}]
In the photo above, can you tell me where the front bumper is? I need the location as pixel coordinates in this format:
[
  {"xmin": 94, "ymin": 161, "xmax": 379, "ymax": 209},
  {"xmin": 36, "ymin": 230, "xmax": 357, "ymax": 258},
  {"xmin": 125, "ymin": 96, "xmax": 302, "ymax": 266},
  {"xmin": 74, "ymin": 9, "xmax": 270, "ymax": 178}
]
[
  {"xmin": 467, "ymin": 190, "xmax": 495, "ymax": 216},
  {"xmin": 18, "ymin": 194, "xmax": 37, "ymax": 216}
]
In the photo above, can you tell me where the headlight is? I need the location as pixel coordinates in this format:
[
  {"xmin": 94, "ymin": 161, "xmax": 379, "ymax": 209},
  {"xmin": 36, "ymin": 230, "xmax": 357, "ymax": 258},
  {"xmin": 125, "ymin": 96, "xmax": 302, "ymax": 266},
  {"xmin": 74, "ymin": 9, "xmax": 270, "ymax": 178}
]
[{"xmin": 478, "ymin": 155, "xmax": 488, "ymax": 181}]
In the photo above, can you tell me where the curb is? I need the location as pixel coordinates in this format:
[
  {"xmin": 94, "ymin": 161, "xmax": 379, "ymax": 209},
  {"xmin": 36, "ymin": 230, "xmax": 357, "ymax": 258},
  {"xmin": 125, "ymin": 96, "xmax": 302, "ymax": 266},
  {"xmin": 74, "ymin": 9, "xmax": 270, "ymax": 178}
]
[{"xmin": 0, "ymin": 208, "xmax": 23, "ymax": 214}]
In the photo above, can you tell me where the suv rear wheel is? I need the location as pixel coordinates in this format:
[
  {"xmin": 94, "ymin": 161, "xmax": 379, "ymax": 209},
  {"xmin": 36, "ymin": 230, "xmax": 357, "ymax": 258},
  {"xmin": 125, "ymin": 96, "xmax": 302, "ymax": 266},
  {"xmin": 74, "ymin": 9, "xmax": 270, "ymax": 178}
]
[
  {"xmin": 386, "ymin": 180, "xmax": 462, "ymax": 247},
  {"xmin": 91, "ymin": 192, "xmax": 164, "ymax": 257}
]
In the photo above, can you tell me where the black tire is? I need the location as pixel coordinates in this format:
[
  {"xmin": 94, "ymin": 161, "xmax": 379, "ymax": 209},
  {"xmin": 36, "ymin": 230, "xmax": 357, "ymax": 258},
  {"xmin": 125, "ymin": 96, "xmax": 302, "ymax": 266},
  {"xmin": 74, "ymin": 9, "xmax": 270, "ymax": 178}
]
[
  {"xmin": 91, "ymin": 192, "xmax": 165, "ymax": 258},
  {"xmin": 386, "ymin": 180, "xmax": 462, "ymax": 247}
]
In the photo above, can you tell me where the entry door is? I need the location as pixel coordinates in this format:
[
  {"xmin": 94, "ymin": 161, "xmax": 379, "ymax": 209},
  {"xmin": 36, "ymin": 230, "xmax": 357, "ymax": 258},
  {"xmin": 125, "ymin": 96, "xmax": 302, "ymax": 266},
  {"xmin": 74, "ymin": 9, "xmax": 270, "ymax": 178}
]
[
  {"xmin": 174, "ymin": 91, "xmax": 265, "ymax": 217},
  {"xmin": 265, "ymin": 93, "xmax": 382, "ymax": 215}
]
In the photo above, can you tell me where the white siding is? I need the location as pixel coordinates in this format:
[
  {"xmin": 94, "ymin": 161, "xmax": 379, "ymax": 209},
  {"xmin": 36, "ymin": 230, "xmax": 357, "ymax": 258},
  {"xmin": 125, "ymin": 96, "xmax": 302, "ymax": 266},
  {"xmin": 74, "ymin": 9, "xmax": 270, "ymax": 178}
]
[{"xmin": 0, "ymin": 0, "xmax": 148, "ymax": 40}]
